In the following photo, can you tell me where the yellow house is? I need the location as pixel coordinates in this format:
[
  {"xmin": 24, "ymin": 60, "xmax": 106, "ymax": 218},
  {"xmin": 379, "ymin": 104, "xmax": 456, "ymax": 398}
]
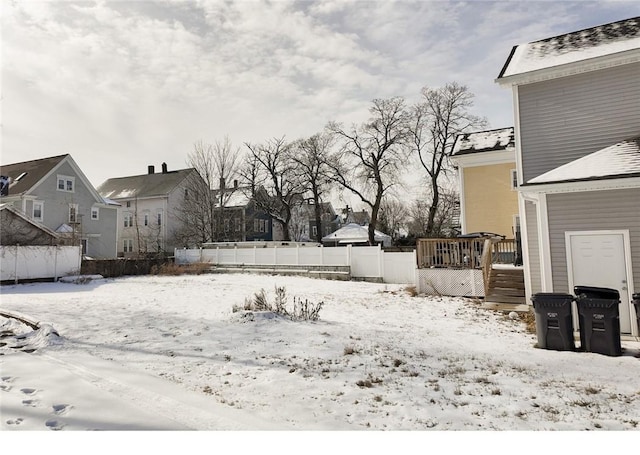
[{"xmin": 451, "ymin": 127, "xmax": 519, "ymax": 239}]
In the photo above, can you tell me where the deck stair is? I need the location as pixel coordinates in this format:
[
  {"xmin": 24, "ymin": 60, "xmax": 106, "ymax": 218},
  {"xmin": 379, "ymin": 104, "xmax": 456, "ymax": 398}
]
[{"xmin": 484, "ymin": 266, "xmax": 526, "ymax": 305}]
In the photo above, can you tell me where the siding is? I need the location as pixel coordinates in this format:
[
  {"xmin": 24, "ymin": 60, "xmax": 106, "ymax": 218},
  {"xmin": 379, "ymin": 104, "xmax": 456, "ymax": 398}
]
[
  {"xmin": 547, "ymin": 189, "xmax": 640, "ymax": 294},
  {"xmin": 519, "ymin": 62, "xmax": 640, "ymax": 182},
  {"xmin": 525, "ymin": 200, "xmax": 542, "ymax": 294}
]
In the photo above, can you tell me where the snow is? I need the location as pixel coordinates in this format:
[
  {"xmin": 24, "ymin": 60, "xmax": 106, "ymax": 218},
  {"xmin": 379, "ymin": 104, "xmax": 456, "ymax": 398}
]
[
  {"xmin": 453, "ymin": 127, "xmax": 514, "ymax": 155},
  {"xmin": 1, "ymin": 273, "xmax": 640, "ymax": 449},
  {"xmin": 501, "ymin": 19, "xmax": 640, "ymax": 78},
  {"xmin": 322, "ymin": 223, "xmax": 391, "ymax": 246},
  {"xmin": 527, "ymin": 137, "xmax": 640, "ymax": 184}
]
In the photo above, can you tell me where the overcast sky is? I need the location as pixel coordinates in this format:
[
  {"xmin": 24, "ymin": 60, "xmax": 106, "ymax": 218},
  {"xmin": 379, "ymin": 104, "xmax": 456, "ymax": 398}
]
[{"xmin": 2, "ymin": 0, "xmax": 638, "ymax": 204}]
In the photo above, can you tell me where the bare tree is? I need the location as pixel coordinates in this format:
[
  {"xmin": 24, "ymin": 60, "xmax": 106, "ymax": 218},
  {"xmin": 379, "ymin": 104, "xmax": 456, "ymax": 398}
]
[
  {"xmin": 244, "ymin": 137, "xmax": 305, "ymax": 241},
  {"xmin": 377, "ymin": 198, "xmax": 408, "ymax": 245},
  {"xmin": 326, "ymin": 97, "xmax": 410, "ymax": 245},
  {"xmin": 172, "ymin": 138, "xmax": 243, "ymax": 246},
  {"xmin": 408, "ymin": 187, "xmax": 460, "ymax": 238},
  {"xmin": 408, "ymin": 82, "xmax": 486, "ymax": 237},
  {"xmin": 289, "ymin": 132, "xmax": 334, "ymax": 242}
]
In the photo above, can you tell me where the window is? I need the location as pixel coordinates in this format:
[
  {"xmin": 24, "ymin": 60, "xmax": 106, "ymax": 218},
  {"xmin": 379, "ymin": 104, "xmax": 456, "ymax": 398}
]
[
  {"xmin": 235, "ymin": 218, "xmax": 241, "ymax": 232},
  {"xmin": 312, "ymin": 225, "xmax": 318, "ymax": 237},
  {"xmin": 33, "ymin": 201, "xmax": 43, "ymax": 222},
  {"xmin": 57, "ymin": 175, "xmax": 75, "ymax": 192},
  {"xmin": 144, "ymin": 214, "xmax": 149, "ymax": 226},
  {"xmin": 259, "ymin": 219, "xmax": 265, "ymax": 233},
  {"xmin": 91, "ymin": 206, "xmax": 99, "ymax": 220},
  {"xmin": 126, "ymin": 201, "xmax": 131, "ymax": 208},
  {"xmin": 157, "ymin": 212, "xmax": 162, "ymax": 226},
  {"xmin": 510, "ymin": 169, "xmax": 518, "ymax": 190},
  {"xmin": 124, "ymin": 212, "xmax": 133, "ymax": 228},
  {"xmin": 69, "ymin": 204, "xmax": 78, "ymax": 223},
  {"xmin": 123, "ymin": 239, "xmax": 133, "ymax": 253},
  {"xmin": 254, "ymin": 219, "xmax": 259, "ymax": 232}
]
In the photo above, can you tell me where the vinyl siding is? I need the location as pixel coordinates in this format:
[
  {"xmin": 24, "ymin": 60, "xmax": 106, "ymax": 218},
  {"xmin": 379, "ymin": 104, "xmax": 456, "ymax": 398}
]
[
  {"xmin": 547, "ymin": 189, "xmax": 640, "ymax": 294},
  {"xmin": 525, "ymin": 200, "xmax": 542, "ymax": 295},
  {"xmin": 518, "ymin": 62, "xmax": 640, "ymax": 182}
]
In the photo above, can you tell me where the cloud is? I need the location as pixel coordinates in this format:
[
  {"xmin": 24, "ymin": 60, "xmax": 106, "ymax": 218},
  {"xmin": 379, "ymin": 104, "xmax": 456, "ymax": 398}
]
[{"xmin": 2, "ymin": 0, "xmax": 639, "ymax": 191}]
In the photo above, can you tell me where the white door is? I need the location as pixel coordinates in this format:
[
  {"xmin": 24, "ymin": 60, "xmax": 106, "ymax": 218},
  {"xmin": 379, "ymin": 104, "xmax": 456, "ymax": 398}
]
[{"xmin": 567, "ymin": 232, "xmax": 632, "ymax": 334}]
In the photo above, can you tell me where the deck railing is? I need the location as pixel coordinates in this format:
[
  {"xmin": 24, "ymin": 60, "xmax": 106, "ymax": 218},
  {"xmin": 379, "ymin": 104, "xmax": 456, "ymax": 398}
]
[{"xmin": 416, "ymin": 238, "xmax": 517, "ymax": 269}]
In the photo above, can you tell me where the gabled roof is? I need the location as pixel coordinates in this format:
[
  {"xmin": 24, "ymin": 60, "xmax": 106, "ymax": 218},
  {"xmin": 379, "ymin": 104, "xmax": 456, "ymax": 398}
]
[
  {"xmin": 0, "ymin": 155, "xmax": 68, "ymax": 196},
  {"xmin": 97, "ymin": 168, "xmax": 196, "ymax": 200},
  {"xmin": 0, "ymin": 203, "xmax": 60, "ymax": 239},
  {"xmin": 452, "ymin": 127, "xmax": 515, "ymax": 156},
  {"xmin": 497, "ymin": 16, "xmax": 640, "ymax": 82},
  {"xmin": 526, "ymin": 136, "xmax": 640, "ymax": 185},
  {"xmin": 0, "ymin": 154, "xmax": 106, "ymax": 204}
]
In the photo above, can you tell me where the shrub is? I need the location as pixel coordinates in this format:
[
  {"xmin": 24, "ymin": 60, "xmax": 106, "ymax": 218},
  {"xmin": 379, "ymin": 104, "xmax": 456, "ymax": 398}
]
[{"xmin": 241, "ymin": 286, "xmax": 324, "ymax": 321}]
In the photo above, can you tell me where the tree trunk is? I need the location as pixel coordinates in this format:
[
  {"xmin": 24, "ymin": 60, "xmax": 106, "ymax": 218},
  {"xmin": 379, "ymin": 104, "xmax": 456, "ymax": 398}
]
[{"xmin": 426, "ymin": 180, "xmax": 440, "ymax": 236}]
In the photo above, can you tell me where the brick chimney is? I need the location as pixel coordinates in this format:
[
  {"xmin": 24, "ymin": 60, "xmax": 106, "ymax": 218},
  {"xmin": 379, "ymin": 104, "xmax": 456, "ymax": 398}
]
[
  {"xmin": 162, "ymin": 162, "xmax": 168, "ymax": 174},
  {"xmin": 148, "ymin": 165, "xmax": 155, "ymax": 174}
]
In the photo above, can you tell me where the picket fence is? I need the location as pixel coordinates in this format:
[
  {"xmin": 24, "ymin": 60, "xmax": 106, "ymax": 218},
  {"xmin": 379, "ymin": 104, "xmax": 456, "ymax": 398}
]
[
  {"xmin": 175, "ymin": 243, "xmax": 417, "ymax": 285},
  {"xmin": 1, "ymin": 245, "xmax": 82, "ymax": 283}
]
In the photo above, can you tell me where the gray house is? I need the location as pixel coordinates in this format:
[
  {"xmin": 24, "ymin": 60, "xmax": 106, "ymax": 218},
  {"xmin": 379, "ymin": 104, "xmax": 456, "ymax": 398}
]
[
  {"xmin": 97, "ymin": 163, "xmax": 202, "ymax": 257},
  {"xmin": 496, "ymin": 16, "xmax": 640, "ymax": 337},
  {"xmin": 0, "ymin": 154, "xmax": 119, "ymax": 258}
]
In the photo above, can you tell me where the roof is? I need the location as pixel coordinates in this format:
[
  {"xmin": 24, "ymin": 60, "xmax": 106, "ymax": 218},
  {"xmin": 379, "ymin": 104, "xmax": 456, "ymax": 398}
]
[
  {"xmin": 0, "ymin": 203, "xmax": 60, "ymax": 239},
  {"xmin": 214, "ymin": 186, "xmax": 252, "ymax": 208},
  {"xmin": 452, "ymin": 127, "xmax": 515, "ymax": 156},
  {"xmin": 322, "ymin": 223, "xmax": 391, "ymax": 244},
  {"xmin": 526, "ymin": 136, "xmax": 640, "ymax": 185},
  {"xmin": 0, "ymin": 155, "xmax": 68, "ymax": 196},
  {"xmin": 97, "ymin": 168, "xmax": 196, "ymax": 200},
  {"xmin": 497, "ymin": 16, "xmax": 640, "ymax": 81}
]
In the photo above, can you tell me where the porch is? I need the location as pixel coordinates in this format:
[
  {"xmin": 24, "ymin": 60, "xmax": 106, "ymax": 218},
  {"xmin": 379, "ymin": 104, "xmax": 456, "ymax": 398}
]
[{"xmin": 416, "ymin": 237, "xmax": 526, "ymax": 310}]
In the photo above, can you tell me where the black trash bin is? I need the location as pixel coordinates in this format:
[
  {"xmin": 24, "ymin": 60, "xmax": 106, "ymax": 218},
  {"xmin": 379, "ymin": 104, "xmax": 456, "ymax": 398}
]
[
  {"xmin": 574, "ymin": 286, "xmax": 621, "ymax": 357},
  {"xmin": 633, "ymin": 293, "xmax": 640, "ymax": 334},
  {"xmin": 531, "ymin": 293, "xmax": 575, "ymax": 351}
]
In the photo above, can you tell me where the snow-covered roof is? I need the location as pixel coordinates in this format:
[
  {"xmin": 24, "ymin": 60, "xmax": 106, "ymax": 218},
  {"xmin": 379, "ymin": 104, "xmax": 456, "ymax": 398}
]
[
  {"xmin": 526, "ymin": 136, "xmax": 640, "ymax": 185},
  {"xmin": 97, "ymin": 168, "xmax": 196, "ymax": 200},
  {"xmin": 216, "ymin": 187, "xmax": 251, "ymax": 208},
  {"xmin": 453, "ymin": 127, "xmax": 515, "ymax": 156},
  {"xmin": 322, "ymin": 223, "xmax": 391, "ymax": 246},
  {"xmin": 497, "ymin": 16, "xmax": 640, "ymax": 81}
]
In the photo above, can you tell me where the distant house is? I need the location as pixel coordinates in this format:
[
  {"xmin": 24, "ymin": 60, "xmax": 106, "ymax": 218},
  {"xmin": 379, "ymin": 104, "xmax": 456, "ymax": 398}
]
[
  {"xmin": 496, "ymin": 16, "xmax": 640, "ymax": 336},
  {"xmin": 322, "ymin": 223, "xmax": 392, "ymax": 247},
  {"xmin": 0, "ymin": 154, "xmax": 118, "ymax": 258},
  {"xmin": 211, "ymin": 182, "xmax": 278, "ymax": 242},
  {"xmin": 451, "ymin": 127, "xmax": 519, "ymax": 239},
  {"xmin": 97, "ymin": 163, "xmax": 202, "ymax": 257},
  {"xmin": 295, "ymin": 200, "xmax": 341, "ymax": 243},
  {"xmin": 0, "ymin": 203, "xmax": 61, "ymax": 246}
]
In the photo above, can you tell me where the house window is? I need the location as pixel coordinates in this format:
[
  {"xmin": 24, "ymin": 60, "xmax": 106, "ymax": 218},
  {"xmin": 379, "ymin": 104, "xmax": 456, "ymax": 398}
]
[
  {"xmin": 510, "ymin": 169, "xmax": 518, "ymax": 190},
  {"xmin": 57, "ymin": 175, "xmax": 75, "ymax": 192},
  {"xmin": 33, "ymin": 201, "xmax": 44, "ymax": 222},
  {"xmin": 312, "ymin": 225, "xmax": 318, "ymax": 237},
  {"xmin": 123, "ymin": 239, "xmax": 133, "ymax": 253},
  {"xmin": 124, "ymin": 212, "xmax": 133, "ymax": 228},
  {"xmin": 69, "ymin": 204, "xmax": 78, "ymax": 223},
  {"xmin": 254, "ymin": 219, "xmax": 259, "ymax": 232},
  {"xmin": 91, "ymin": 206, "xmax": 99, "ymax": 220},
  {"xmin": 235, "ymin": 218, "xmax": 241, "ymax": 232},
  {"xmin": 259, "ymin": 219, "xmax": 265, "ymax": 233},
  {"xmin": 144, "ymin": 213, "xmax": 149, "ymax": 226},
  {"xmin": 126, "ymin": 201, "xmax": 131, "ymax": 208},
  {"xmin": 157, "ymin": 212, "xmax": 162, "ymax": 226}
]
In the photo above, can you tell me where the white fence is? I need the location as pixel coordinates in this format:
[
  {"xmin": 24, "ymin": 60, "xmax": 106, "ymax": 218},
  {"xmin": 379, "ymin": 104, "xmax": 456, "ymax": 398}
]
[
  {"xmin": 175, "ymin": 244, "xmax": 417, "ymax": 285},
  {"xmin": 1, "ymin": 245, "xmax": 82, "ymax": 283}
]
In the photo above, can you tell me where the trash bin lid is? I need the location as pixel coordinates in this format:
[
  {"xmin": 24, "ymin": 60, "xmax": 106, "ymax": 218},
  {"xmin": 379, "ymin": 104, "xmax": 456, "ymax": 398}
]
[
  {"xmin": 574, "ymin": 285, "xmax": 619, "ymax": 300},
  {"xmin": 531, "ymin": 293, "xmax": 574, "ymax": 306}
]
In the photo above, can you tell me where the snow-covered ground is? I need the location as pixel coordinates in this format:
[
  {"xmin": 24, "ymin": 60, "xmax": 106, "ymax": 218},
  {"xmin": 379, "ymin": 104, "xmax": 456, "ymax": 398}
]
[{"xmin": 1, "ymin": 273, "xmax": 639, "ymax": 445}]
